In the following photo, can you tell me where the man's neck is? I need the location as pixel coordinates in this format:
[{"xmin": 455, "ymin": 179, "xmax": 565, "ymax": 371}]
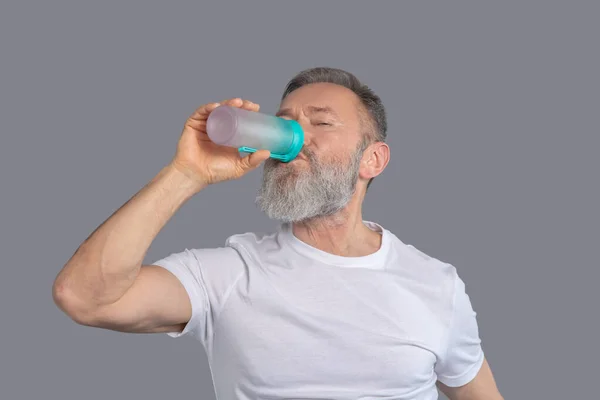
[{"xmin": 291, "ymin": 209, "xmax": 382, "ymax": 257}]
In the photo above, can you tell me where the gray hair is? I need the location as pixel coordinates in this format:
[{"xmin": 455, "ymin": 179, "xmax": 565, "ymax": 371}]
[{"xmin": 281, "ymin": 67, "xmax": 387, "ymax": 190}]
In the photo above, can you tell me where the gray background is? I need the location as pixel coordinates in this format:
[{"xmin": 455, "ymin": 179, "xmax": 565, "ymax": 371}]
[{"xmin": 1, "ymin": 1, "xmax": 597, "ymax": 399}]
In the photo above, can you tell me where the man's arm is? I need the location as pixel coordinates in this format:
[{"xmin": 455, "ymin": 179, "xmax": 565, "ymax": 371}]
[
  {"xmin": 437, "ymin": 358, "xmax": 503, "ymax": 400},
  {"xmin": 52, "ymin": 98, "xmax": 270, "ymax": 333},
  {"xmin": 52, "ymin": 163, "xmax": 205, "ymax": 332}
]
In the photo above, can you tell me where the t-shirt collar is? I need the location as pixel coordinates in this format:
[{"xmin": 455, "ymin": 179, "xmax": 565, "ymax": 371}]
[{"xmin": 278, "ymin": 220, "xmax": 390, "ymax": 269}]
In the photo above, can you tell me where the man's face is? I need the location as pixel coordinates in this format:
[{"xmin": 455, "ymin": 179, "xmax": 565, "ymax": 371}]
[{"xmin": 256, "ymin": 82, "xmax": 368, "ymax": 223}]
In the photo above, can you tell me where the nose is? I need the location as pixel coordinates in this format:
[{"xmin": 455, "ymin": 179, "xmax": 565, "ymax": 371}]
[{"xmin": 297, "ymin": 120, "xmax": 313, "ymax": 148}]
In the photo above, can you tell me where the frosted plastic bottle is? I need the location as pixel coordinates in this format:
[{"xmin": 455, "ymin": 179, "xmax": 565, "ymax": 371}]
[{"xmin": 206, "ymin": 105, "xmax": 304, "ymax": 162}]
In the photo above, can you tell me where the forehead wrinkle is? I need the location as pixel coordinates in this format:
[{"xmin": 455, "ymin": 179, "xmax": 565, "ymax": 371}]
[
  {"xmin": 276, "ymin": 104, "xmax": 342, "ymax": 120},
  {"xmin": 304, "ymin": 105, "xmax": 340, "ymax": 119}
]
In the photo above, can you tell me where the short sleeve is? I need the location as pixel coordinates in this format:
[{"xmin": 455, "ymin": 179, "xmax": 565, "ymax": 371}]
[
  {"xmin": 151, "ymin": 246, "xmax": 246, "ymax": 345},
  {"xmin": 435, "ymin": 274, "xmax": 485, "ymax": 387}
]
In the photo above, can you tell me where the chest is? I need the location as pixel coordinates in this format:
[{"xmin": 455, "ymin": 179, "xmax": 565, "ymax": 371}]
[{"xmin": 210, "ymin": 266, "xmax": 447, "ymax": 398}]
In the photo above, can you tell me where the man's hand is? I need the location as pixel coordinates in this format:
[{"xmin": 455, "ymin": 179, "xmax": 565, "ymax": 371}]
[
  {"xmin": 170, "ymin": 98, "xmax": 271, "ymax": 188},
  {"xmin": 437, "ymin": 358, "xmax": 503, "ymax": 400}
]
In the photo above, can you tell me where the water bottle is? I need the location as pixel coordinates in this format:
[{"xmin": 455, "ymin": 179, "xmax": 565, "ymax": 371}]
[{"xmin": 206, "ymin": 105, "xmax": 304, "ymax": 162}]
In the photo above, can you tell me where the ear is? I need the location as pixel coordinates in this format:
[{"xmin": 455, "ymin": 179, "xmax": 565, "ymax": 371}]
[{"xmin": 359, "ymin": 142, "xmax": 390, "ymax": 181}]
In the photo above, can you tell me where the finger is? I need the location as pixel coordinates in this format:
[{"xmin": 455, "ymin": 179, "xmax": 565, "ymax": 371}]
[
  {"xmin": 185, "ymin": 117, "xmax": 207, "ymax": 132},
  {"xmin": 220, "ymin": 98, "xmax": 243, "ymax": 107},
  {"xmin": 189, "ymin": 102, "xmax": 220, "ymax": 121},
  {"xmin": 239, "ymin": 149, "xmax": 271, "ymax": 171},
  {"xmin": 241, "ymin": 99, "xmax": 260, "ymax": 112}
]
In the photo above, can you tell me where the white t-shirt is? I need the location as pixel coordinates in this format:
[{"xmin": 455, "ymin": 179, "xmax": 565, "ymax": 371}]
[{"xmin": 152, "ymin": 221, "xmax": 484, "ymax": 400}]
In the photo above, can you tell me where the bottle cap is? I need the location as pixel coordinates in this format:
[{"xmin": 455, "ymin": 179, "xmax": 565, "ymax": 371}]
[{"xmin": 238, "ymin": 119, "xmax": 304, "ymax": 162}]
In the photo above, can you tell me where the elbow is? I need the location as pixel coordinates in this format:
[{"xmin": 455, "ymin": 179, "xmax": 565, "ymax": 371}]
[{"xmin": 52, "ymin": 278, "xmax": 99, "ymax": 327}]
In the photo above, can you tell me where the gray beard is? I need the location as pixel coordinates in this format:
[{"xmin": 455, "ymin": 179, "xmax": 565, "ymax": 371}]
[{"xmin": 255, "ymin": 145, "xmax": 363, "ymax": 223}]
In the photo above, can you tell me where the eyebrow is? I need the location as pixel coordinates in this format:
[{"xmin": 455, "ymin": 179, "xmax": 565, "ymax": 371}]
[{"xmin": 276, "ymin": 105, "xmax": 340, "ymax": 119}]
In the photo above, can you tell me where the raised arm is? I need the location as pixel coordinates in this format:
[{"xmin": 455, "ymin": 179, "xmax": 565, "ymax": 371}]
[{"xmin": 52, "ymin": 98, "xmax": 270, "ymax": 333}]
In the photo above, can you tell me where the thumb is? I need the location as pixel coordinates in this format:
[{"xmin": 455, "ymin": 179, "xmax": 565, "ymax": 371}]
[{"xmin": 238, "ymin": 149, "xmax": 271, "ymax": 172}]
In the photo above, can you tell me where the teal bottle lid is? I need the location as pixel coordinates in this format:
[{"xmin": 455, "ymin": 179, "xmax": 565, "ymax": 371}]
[{"xmin": 238, "ymin": 119, "xmax": 304, "ymax": 163}]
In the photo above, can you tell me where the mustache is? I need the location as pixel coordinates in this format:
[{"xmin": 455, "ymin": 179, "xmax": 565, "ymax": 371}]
[
  {"xmin": 298, "ymin": 147, "xmax": 316, "ymax": 162},
  {"xmin": 266, "ymin": 148, "xmax": 315, "ymax": 165}
]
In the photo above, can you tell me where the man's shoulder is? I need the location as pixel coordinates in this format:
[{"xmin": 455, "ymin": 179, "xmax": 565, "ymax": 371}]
[
  {"xmin": 380, "ymin": 225, "xmax": 445, "ymax": 264},
  {"xmin": 225, "ymin": 228, "xmax": 279, "ymax": 247},
  {"xmin": 222, "ymin": 226, "xmax": 283, "ymax": 259},
  {"xmin": 383, "ymin": 228, "xmax": 460, "ymax": 291}
]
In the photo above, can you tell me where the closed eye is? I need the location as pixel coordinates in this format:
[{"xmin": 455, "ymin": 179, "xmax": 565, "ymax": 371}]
[{"xmin": 316, "ymin": 122, "xmax": 332, "ymax": 126}]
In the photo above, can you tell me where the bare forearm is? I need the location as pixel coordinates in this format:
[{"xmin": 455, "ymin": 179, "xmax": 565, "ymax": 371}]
[{"xmin": 53, "ymin": 163, "xmax": 205, "ymax": 310}]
